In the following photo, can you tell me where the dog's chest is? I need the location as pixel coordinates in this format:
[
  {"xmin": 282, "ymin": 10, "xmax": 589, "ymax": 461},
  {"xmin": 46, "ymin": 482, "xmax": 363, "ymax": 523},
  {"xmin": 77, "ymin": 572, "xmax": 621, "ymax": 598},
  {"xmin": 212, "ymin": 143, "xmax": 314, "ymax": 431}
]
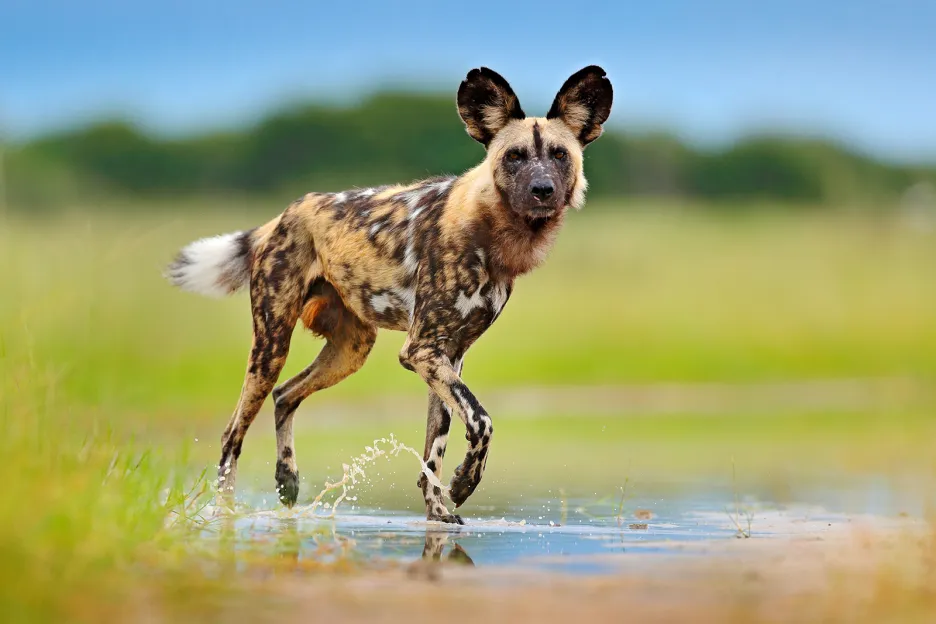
[
  {"xmin": 453, "ymin": 279, "xmax": 510, "ymax": 324},
  {"xmin": 442, "ymin": 271, "xmax": 513, "ymax": 351},
  {"xmin": 358, "ymin": 275, "xmax": 511, "ymax": 335}
]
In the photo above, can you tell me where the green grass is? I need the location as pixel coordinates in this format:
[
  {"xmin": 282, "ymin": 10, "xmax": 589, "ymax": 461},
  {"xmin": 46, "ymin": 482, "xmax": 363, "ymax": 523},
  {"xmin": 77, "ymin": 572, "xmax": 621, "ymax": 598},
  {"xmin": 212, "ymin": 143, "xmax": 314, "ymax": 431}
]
[{"xmin": 2, "ymin": 200, "xmax": 935, "ymax": 620}]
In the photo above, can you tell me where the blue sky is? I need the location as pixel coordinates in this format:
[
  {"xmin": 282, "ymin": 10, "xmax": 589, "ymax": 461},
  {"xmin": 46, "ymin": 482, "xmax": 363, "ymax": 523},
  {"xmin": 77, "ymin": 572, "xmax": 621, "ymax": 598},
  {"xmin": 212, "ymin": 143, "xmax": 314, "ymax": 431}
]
[{"xmin": 2, "ymin": 0, "xmax": 934, "ymax": 161}]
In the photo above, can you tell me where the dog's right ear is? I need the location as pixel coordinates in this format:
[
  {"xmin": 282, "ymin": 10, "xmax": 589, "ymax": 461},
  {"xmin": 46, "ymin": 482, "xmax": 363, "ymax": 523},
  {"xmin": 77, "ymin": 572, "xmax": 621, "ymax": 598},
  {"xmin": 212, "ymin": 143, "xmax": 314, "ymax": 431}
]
[{"xmin": 457, "ymin": 68, "xmax": 525, "ymax": 147}]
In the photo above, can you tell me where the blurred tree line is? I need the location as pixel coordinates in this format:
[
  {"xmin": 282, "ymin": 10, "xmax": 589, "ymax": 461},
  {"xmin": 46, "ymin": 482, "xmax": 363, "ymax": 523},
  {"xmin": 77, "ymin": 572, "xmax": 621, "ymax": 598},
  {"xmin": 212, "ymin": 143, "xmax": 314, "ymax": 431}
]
[{"xmin": 4, "ymin": 92, "xmax": 934, "ymax": 210}]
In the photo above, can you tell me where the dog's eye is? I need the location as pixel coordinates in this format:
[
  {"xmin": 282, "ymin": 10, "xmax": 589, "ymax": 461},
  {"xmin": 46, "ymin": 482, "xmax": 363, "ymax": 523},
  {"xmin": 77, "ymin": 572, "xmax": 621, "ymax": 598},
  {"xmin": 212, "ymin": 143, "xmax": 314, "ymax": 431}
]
[
  {"xmin": 553, "ymin": 149, "xmax": 566, "ymax": 160},
  {"xmin": 507, "ymin": 150, "xmax": 523, "ymax": 161}
]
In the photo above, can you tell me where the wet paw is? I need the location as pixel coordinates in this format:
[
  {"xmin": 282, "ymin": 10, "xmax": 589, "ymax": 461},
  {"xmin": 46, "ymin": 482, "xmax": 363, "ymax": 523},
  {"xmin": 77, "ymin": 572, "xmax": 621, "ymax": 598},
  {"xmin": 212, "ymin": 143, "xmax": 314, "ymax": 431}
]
[
  {"xmin": 275, "ymin": 460, "xmax": 300, "ymax": 508},
  {"xmin": 427, "ymin": 512, "xmax": 464, "ymax": 525},
  {"xmin": 449, "ymin": 465, "xmax": 479, "ymax": 508}
]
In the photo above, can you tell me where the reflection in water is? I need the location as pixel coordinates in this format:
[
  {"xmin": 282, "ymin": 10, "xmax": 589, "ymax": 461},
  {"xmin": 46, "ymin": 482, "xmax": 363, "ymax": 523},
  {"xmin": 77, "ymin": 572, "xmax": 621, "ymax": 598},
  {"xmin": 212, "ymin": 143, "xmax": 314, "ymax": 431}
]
[
  {"xmin": 273, "ymin": 517, "xmax": 301, "ymax": 564},
  {"xmin": 207, "ymin": 482, "xmax": 919, "ymax": 575},
  {"xmin": 214, "ymin": 512, "xmax": 480, "ymax": 572},
  {"xmin": 215, "ymin": 513, "xmax": 238, "ymax": 578},
  {"xmin": 421, "ymin": 528, "xmax": 475, "ymax": 566},
  {"xmin": 446, "ymin": 543, "xmax": 474, "ymax": 565},
  {"xmin": 410, "ymin": 528, "xmax": 475, "ymax": 580}
]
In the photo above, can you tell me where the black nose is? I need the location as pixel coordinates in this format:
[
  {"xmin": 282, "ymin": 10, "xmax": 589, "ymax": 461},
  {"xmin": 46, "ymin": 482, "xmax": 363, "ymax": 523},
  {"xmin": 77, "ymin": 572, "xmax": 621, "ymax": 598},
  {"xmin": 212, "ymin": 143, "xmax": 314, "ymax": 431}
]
[{"xmin": 530, "ymin": 180, "xmax": 554, "ymax": 201}]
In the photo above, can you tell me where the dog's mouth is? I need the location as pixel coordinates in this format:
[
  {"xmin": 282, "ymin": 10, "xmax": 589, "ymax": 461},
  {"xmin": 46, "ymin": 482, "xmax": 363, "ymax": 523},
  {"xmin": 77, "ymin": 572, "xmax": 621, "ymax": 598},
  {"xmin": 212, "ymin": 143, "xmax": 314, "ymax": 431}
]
[{"xmin": 523, "ymin": 207, "xmax": 556, "ymax": 232}]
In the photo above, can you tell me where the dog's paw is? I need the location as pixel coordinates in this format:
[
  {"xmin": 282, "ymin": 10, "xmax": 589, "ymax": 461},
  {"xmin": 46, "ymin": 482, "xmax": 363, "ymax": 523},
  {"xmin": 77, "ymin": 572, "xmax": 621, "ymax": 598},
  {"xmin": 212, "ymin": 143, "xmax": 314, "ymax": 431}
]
[
  {"xmin": 427, "ymin": 512, "xmax": 464, "ymax": 525},
  {"xmin": 449, "ymin": 464, "xmax": 479, "ymax": 508},
  {"xmin": 275, "ymin": 460, "xmax": 300, "ymax": 508}
]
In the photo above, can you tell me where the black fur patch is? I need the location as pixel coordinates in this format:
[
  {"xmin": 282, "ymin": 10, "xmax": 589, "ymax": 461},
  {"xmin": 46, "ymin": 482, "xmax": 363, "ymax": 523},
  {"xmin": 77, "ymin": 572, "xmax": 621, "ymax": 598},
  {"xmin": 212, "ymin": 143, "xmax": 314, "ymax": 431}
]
[
  {"xmin": 457, "ymin": 67, "xmax": 525, "ymax": 146},
  {"xmin": 547, "ymin": 65, "xmax": 613, "ymax": 146}
]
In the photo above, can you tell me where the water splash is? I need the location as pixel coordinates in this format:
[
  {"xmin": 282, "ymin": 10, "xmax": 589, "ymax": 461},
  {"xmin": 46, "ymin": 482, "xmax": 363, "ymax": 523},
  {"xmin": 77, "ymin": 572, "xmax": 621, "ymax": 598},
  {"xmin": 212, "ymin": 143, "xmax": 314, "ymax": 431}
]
[{"xmin": 305, "ymin": 433, "xmax": 449, "ymax": 518}]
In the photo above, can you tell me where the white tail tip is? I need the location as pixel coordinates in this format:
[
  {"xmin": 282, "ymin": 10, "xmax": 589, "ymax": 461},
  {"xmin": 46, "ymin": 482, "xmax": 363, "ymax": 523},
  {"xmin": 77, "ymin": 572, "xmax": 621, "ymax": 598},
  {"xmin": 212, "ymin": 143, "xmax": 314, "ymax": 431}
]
[{"xmin": 165, "ymin": 231, "xmax": 252, "ymax": 297}]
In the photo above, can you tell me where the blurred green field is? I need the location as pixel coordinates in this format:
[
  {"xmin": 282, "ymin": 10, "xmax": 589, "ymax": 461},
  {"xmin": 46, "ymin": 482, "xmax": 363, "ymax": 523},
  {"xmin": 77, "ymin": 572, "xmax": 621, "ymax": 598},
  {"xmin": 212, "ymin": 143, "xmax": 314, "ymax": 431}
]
[
  {"xmin": 3, "ymin": 199, "xmax": 936, "ymax": 413},
  {"xmin": 2, "ymin": 200, "xmax": 935, "ymax": 621}
]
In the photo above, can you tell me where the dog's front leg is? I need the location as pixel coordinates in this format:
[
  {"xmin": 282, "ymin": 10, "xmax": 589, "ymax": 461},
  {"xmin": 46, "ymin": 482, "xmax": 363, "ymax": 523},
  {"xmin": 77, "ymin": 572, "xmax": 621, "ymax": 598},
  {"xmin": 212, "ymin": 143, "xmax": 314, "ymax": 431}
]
[
  {"xmin": 400, "ymin": 341, "xmax": 493, "ymax": 509},
  {"xmin": 419, "ymin": 390, "xmax": 462, "ymax": 523}
]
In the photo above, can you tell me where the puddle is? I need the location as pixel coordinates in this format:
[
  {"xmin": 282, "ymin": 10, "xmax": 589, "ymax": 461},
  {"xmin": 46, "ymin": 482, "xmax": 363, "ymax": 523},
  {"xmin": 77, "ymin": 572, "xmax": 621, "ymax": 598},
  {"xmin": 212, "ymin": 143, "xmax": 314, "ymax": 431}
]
[
  {"xmin": 188, "ymin": 434, "xmax": 927, "ymax": 576},
  {"xmin": 233, "ymin": 507, "xmax": 723, "ymax": 568},
  {"xmin": 193, "ymin": 494, "xmax": 919, "ymax": 576}
]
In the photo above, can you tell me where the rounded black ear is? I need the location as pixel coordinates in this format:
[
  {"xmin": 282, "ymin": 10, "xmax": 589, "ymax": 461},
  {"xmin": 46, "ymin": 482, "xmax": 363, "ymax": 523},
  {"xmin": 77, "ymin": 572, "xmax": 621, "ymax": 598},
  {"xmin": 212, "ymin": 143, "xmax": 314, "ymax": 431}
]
[
  {"xmin": 457, "ymin": 67, "xmax": 526, "ymax": 146},
  {"xmin": 547, "ymin": 66, "xmax": 613, "ymax": 146}
]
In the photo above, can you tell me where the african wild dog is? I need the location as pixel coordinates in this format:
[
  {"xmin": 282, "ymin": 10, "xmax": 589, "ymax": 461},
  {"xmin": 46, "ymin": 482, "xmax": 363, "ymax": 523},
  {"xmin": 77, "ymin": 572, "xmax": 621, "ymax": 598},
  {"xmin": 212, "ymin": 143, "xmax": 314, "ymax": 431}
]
[{"xmin": 166, "ymin": 66, "xmax": 613, "ymax": 523}]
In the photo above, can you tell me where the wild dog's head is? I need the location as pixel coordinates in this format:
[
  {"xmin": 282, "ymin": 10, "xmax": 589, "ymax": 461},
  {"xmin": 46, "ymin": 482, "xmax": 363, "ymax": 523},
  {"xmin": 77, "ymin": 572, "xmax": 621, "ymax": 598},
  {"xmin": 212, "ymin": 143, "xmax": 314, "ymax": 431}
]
[{"xmin": 457, "ymin": 66, "xmax": 613, "ymax": 228}]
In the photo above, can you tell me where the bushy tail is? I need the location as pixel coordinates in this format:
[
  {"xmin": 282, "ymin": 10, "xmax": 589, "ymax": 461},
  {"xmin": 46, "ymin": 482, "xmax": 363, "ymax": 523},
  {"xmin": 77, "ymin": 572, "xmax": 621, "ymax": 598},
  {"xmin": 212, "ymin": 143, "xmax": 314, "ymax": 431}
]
[{"xmin": 165, "ymin": 229, "xmax": 256, "ymax": 297}]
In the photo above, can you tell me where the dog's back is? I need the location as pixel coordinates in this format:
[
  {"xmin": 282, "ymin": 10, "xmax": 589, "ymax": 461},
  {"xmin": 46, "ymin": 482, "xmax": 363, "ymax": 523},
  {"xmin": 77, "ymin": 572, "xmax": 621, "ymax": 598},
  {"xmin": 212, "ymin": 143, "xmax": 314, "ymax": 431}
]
[{"xmin": 167, "ymin": 176, "xmax": 462, "ymax": 334}]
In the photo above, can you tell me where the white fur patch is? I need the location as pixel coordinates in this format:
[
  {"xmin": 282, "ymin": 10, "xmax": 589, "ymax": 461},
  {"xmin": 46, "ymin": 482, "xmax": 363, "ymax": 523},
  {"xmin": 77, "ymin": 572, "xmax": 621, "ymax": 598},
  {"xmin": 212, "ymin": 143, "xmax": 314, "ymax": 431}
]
[
  {"xmin": 403, "ymin": 245, "xmax": 419, "ymax": 275},
  {"xmin": 398, "ymin": 178, "xmax": 454, "ymax": 276},
  {"xmin": 370, "ymin": 292, "xmax": 394, "ymax": 314},
  {"xmin": 395, "ymin": 286, "xmax": 416, "ymax": 319},
  {"xmin": 451, "ymin": 385, "xmax": 475, "ymax": 422},
  {"xmin": 455, "ymin": 288, "xmax": 486, "ymax": 318},
  {"xmin": 429, "ymin": 434, "xmax": 448, "ymax": 465},
  {"xmin": 432, "ymin": 177, "xmax": 454, "ymax": 194},
  {"xmin": 166, "ymin": 231, "xmax": 247, "ymax": 298},
  {"xmin": 398, "ymin": 187, "xmax": 430, "ymax": 211},
  {"xmin": 397, "ymin": 178, "xmax": 453, "ymax": 212},
  {"xmin": 489, "ymin": 283, "xmax": 509, "ymax": 318},
  {"xmin": 370, "ymin": 287, "xmax": 416, "ymax": 320}
]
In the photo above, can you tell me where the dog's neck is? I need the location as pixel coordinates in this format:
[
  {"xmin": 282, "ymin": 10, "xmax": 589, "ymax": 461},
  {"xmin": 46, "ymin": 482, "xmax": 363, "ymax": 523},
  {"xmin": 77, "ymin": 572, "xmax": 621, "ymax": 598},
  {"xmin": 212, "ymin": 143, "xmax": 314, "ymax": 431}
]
[{"xmin": 459, "ymin": 165, "xmax": 567, "ymax": 280}]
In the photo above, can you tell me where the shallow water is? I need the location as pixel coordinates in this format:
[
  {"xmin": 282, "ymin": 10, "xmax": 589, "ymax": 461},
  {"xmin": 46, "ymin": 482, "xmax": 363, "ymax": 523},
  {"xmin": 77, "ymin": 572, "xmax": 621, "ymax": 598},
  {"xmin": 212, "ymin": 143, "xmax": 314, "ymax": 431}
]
[
  {"xmin": 232, "ymin": 506, "xmax": 726, "ymax": 570},
  {"xmin": 200, "ymin": 487, "xmax": 917, "ymax": 575},
  {"xmin": 199, "ymin": 433, "xmax": 927, "ymax": 575}
]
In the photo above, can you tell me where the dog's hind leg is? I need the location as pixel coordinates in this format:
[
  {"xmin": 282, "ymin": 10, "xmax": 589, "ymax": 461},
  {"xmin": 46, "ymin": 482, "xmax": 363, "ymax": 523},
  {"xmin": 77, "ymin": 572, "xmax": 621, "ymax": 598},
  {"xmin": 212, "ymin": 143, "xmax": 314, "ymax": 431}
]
[
  {"xmin": 216, "ymin": 221, "xmax": 308, "ymax": 508},
  {"xmin": 270, "ymin": 291, "xmax": 377, "ymax": 507}
]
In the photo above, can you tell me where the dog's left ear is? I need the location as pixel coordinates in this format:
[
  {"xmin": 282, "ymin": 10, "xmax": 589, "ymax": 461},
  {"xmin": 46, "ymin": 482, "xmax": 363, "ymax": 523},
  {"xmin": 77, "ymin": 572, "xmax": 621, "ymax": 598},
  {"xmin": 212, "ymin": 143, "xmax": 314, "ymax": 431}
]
[
  {"xmin": 547, "ymin": 66, "xmax": 613, "ymax": 146},
  {"xmin": 457, "ymin": 67, "xmax": 526, "ymax": 147}
]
